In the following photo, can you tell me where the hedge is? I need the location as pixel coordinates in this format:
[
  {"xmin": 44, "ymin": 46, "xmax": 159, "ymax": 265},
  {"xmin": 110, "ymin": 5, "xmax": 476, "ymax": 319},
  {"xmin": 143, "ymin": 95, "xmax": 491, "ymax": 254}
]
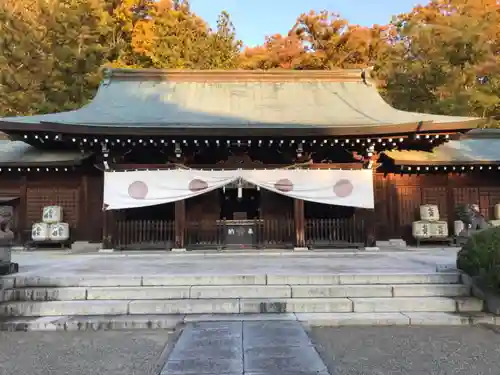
[{"xmin": 456, "ymin": 226, "xmax": 500, "ymax": 293}]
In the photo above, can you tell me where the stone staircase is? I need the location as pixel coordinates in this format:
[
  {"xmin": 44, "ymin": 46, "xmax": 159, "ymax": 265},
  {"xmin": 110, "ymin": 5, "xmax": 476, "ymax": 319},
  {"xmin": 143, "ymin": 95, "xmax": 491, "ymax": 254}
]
[{"xmin": 0, "ymin": 272, "xmax": 495, "ymax": 330}]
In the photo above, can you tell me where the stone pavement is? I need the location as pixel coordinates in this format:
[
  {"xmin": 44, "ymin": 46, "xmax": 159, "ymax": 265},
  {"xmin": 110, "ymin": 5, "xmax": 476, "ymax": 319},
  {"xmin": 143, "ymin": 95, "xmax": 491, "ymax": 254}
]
[
  {"xmin": 2, "ymin": 325, "xmax": 499, "ymax": 375},
  {"xmin": 0, "ymin": 330, "xmax": 172, "ymax": 375},
  {"xmin": 161, "ymin": 320, "xmax": 329, "ymax": 375},
  {"xmin": 310, "ymin": 326, "xmax": 500, "ymax": 375}
]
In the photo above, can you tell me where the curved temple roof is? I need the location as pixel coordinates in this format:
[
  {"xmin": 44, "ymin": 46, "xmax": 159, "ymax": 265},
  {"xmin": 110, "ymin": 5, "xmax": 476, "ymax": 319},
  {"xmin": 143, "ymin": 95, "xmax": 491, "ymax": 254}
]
[
  {"xmin": 384, "ymin": 129, "xmax": 500, "ymax": 165},
  {"xmin": 0, "ymin": 68, "xmax": 484, "ymax": 136},
  {"xmin": 0, "ymin": 140, "xmax": 92, "ymax": 167}
]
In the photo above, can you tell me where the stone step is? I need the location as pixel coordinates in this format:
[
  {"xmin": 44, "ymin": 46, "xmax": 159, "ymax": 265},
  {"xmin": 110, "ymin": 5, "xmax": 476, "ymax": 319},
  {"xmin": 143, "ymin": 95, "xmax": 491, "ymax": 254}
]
[
  {"xmin": 0, "ymin": 283, "xmax": 471, "ymax": 302},
  {"xmin": 0, "ymin": 272, "xmax": 461, "ymax": 289},
  {"xmin": 1, "ymin": 312, "xmax": 498, "ymax": 332},
  {"xmin": 350, "ymin": 297, "xmax": 483, "ymax": 313},
  {"xmin": 0, "ymin": 296, "xmax": 483, "ymax": 317}
]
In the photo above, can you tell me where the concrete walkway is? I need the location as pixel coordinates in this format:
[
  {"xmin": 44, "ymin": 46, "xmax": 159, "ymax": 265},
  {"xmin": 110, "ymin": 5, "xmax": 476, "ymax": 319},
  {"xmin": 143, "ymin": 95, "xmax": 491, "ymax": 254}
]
[{"xmin": 161, "ymin": 320, "xmax": 329, "ymax": 375}]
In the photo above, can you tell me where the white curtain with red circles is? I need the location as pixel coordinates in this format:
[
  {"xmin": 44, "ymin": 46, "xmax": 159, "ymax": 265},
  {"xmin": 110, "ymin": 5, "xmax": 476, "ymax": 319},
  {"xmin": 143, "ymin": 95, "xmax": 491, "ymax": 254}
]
[
  {"xmin": 103, "ymin": 169, "xmax": 239, "ymax": 210},
  {"xmin": 240, "ymin": 169, "xmax": 374, "ymax": 209}
]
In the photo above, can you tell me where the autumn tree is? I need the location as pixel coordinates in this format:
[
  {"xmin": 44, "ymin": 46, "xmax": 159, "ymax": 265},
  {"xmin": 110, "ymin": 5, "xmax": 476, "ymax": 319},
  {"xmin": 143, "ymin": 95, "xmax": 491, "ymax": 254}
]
[
  {"xmin": 239, "ymin": 10, "xmax": 389, "ymax": 70},
  {"xmin": 103, "ymin": 0, "xmax": 156, "ymax": 67},
  {"xmin": 127, "ymin": 0, "xmax": 241, "ymax": 69},
  {"xmin": 0, "ymin": 0, "xmax": 242, "ymax": 116},
  {"xmin": 238, "ymin": 33, "xmax": 306, "ymax": 69}
]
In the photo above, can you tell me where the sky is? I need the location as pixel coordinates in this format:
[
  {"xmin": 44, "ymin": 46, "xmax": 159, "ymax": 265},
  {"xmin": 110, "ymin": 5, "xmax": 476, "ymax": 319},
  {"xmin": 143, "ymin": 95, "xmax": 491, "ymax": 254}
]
[{"xmin": 189, "ymin": 0, "xmax": 426, "ymax": 47}]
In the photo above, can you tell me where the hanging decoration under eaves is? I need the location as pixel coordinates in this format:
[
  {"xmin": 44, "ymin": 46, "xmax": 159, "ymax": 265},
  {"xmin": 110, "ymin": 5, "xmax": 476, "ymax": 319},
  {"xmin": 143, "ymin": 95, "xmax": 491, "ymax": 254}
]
[{"xmin": 103, "ymin": 169, "xmax": 375, "ymax": 210}]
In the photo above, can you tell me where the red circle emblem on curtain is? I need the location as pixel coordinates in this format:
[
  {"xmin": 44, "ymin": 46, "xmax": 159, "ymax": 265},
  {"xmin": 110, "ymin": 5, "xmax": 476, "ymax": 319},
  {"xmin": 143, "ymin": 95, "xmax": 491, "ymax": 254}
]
[
  {"xmin": 333, "ymin": 179, "xmax": 354, "ymax": 198},
  {"xmin": 189, "ymin": 179, "xmax": 209, "ymax": 192},
  {"xmin": 128, "ymin": 181, "xmax": 149, "ymax": 199},
  {"xmin": 274, "ymin": 178, "xmax": 294, "ymax": 192}
]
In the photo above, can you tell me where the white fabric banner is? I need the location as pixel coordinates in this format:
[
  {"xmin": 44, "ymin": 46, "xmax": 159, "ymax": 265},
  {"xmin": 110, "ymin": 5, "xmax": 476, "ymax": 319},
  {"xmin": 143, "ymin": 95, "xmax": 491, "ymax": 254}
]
[
  {"xmin": 104, "ymin": 169, "xmax": 374, "ymax": 210},
  {"xmin": 241, "ymin": 169, "xmax": 374, "ymax": 209},
  {"xmin": 104, "ymin": 169, "xmax": 238, "ymax": 210}
]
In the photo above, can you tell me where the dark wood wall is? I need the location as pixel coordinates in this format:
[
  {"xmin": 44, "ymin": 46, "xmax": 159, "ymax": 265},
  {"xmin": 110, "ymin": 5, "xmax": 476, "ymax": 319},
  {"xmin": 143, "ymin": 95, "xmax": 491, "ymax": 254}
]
[
  {"xmin": 3, "ymin": 168, "xmax": 500, "ymax": 245},
  {"xmin": 0, "ymin": 169, "xmax": 103, "ymax": 243},
  {"xmin": 373, "ymin": 171, "xmax": 500, "ymax": 241}
]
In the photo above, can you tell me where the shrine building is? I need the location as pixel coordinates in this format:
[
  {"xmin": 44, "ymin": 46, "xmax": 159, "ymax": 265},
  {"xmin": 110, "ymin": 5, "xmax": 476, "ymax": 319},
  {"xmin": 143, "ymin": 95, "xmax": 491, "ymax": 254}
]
[{"xmin": 0, "ymin": 68, "xmax": 492, "ymax": 250}]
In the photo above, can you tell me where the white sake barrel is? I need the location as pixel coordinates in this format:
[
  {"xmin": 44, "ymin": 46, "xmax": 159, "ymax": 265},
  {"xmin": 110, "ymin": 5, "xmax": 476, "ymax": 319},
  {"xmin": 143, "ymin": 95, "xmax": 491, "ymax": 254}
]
[
  {"xmin": 429, "ymin": 221, "xmax": 449, "ymax": 238},
  {"xmin": 0, "ymin": 245, "xmax": 11, "ymax": 263},
  {"xmin": 42, "ymin": 206, "xmax": 63, "ymax": 224},
  {"xmin": 489, "ymin": 219, "xmax": 500, "ymax": 227},
  {"xmin": 31, "ymin": 222, "xmax": 50, "ymax": 241},
  {"xmin": 412, "ymin": 221, "xmax": 431, "ymax": 239},
  {"xmin": 0, "ymin": 206, "xmax": 14, "ymax": 223},
  {"xmin": 49, "ymin": 223, "xmax": 70, "ymax": 241},
  {"xmin": 419, "ymin": 204, "xmax": 440, "ymax": 221},
  {"xmin": 454, "ymin": 220, "xmax": 465, "ymax": 236},
  {"xmin": 495, "ymin": 204, "xmax": 500, "ymax": 220}
]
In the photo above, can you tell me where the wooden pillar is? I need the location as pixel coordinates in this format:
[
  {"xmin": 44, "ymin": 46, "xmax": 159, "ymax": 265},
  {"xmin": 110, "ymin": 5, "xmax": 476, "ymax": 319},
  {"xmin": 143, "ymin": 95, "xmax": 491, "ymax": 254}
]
[
  {"xmin": 174, "ymin": 200, "xmax": 186, "ymax": 249},
  {"xmin": 18, "ymin": 176, "xmax": 27, "ymax": 244},
  {"xmin": 78, "ymin": 174, "xmax": 89, "ymax": 241},
  {"xmin": 446, "ymin": 174, "xmax": 456, "ymax": 232},
  {"xmin": 102, "ymin": 208, "xmax": 114, "ymax": 249},
  {"xmin": 294, "ymin": 199, "xmax": 305, "ymax": 248},
  {"xmin": 364, "ymin": 169, "xmax": 377, "ymax": 246}
]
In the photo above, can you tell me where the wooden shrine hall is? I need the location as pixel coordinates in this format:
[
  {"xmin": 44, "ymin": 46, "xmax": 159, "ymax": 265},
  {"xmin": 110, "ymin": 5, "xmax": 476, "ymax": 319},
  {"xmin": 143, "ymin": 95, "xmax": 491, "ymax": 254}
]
[{"xmin": 0, "ymin": 68, "xmax": 491, "ymax": 250}]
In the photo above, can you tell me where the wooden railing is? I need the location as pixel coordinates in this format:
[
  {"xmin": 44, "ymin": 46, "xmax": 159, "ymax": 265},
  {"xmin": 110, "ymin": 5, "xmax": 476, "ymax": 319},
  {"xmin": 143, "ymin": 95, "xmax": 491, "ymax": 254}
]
[
  {"xmin": 257, "ymin": 219, "xmax": 294, "ymax": 248},
  {"xmin": 185, "ymin": 219, "xmax": 295, "ymax": 249},
  {"xmin": 305, "ymin": 217, "xmax": 366, "ymax": 248},
  {"xmin": 114, "ymin": 220, "xmax": 175, "ymax": 250},
  {"xmin": 113, "ymin": 217, "xmax": 365, "ymax": 250},
  {"xmin": 185, "ymin": 221, "xmax": 225, "ymax": 249}
]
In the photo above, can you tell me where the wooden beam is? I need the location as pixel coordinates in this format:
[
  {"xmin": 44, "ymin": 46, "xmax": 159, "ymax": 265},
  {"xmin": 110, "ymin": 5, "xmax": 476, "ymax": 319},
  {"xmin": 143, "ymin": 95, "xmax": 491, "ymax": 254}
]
[{"xmin": 111, "ymin": 163, "xmax": 364, "ymax": 170}]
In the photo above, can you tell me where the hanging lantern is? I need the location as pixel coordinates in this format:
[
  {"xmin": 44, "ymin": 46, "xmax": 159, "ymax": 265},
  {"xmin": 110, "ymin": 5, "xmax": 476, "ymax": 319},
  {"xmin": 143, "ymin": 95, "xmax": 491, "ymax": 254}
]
[{"xmin": 222, "ymin": 185, "xmax": 226, "ymax": 193}]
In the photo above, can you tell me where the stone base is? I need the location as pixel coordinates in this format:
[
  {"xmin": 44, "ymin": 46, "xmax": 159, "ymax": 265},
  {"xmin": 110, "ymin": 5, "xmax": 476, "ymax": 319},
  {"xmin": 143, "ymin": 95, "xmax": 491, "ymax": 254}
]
[
  {"xmin": 436, "ymin": 264, "xmax": 456, "ymax": 272},
  {"xmin": 98, "ymin": 248, "xmax": 115, "ymax": 253},
  {"xmin": 293, "ymin": 247, "xmax": 309, "ymax": 251},
  {"xmin": 0, "ymin": 262, "xmax": 18, "ymax": 276},
  {"xmin": 171, "ymin": 248, "xmax": 187, "ymax": 253},
  {"xmin": 10, "ymin": 246, "xmax": 26, "ymax": 252},
  {"xmin": 462, "ymin": 273, "xmax": 500, "ymax": 315},
  {"xmin": 376, "ymin": 239, "xmax": 407, "ymax": 248}
]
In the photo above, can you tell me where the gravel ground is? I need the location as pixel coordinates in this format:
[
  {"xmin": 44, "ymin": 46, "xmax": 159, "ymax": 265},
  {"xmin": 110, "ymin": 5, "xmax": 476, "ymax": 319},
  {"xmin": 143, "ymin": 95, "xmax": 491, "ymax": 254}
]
[
  {"xmin": 0, "ymin": 330, "xmax": 173, "ymax": 375},
  {"xmin": 309, "ymin": 326, "xmax": 500, "ymax": 375}
]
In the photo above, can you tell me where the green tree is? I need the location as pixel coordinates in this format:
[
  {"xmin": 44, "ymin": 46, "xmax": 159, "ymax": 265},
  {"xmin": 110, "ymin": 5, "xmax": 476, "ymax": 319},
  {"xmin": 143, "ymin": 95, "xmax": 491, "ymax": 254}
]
[
  {"xmin": 375, "ymin": 0, "xmax": 499, "ymax": 119},
  {"xmin": 0, "ymin": 0, "xmax": 114, "ymax": 116},
  {"xmin": 205, "ymin": 11, "xmax": 242, "ymax": 69},
  {"xmin": 0, "ymin": 0, "xmax": 51, "ymax": 116}
]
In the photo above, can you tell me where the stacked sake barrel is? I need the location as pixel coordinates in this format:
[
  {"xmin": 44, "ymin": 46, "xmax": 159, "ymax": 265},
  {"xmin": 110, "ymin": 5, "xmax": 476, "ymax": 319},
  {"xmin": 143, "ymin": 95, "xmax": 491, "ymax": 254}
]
[
  {"xmin": 412, "ymin": 204, "xmax": 449, "ymax": 241},
  {"xmin": 31, "ymin": 206, "xmax": 70, "ymax": 243},
  {"xmin": 488, "ymin": 204, "xmax": 500, "ymax": 227}
]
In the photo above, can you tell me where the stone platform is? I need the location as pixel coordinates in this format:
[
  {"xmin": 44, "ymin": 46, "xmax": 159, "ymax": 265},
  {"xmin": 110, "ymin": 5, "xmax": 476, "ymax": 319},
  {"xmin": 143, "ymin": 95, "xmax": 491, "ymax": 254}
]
[{"xmin": 5, "ymin": 247, "xmax": 460, "ymax": 278}]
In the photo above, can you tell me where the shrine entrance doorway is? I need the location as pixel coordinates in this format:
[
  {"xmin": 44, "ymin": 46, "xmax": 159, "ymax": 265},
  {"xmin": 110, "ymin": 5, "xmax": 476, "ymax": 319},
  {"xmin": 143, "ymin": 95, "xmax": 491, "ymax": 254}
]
[{"xmin": 219, "ymin": 185, "xmax": 262, "ymax": 249}]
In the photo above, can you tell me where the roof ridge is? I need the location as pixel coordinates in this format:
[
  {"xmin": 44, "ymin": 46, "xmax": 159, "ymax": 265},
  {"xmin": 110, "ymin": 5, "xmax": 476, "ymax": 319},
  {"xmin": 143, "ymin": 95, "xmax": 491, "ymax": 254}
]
[{"xmin": 101, "ymin": 68, "xmax": 366, "ymax": 83}]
